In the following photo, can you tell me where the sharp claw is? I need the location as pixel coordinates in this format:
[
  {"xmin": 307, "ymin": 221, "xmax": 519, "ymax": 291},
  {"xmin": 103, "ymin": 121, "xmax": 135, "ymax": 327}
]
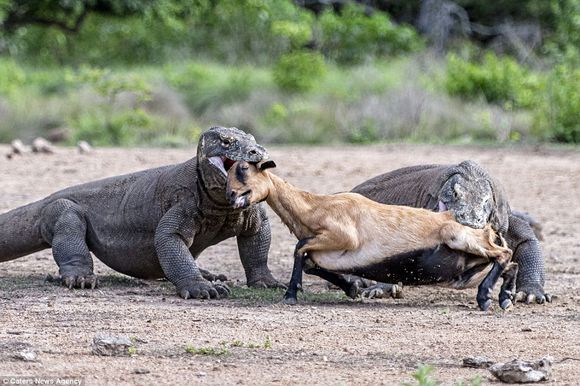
[
  {"xmin": 515, "ymin": 291, "xmax": 526, "ymax": 302},
  {"xmin": 80, "ymin": 278, "xmax": 86, "ymax": 289},
  {"xmin": 526, "ymin": 294, "xmax": 536, "ymax": 304},
  {"xmin": 210, "ymin": 289, "xmax": 219, "ymax": 299},
  {"xmin": 536, "ymin": 296, "xmax": 545, "ymax": 304},
  {"xmin": 180, "ymin": 290, "xmax": 190, "ymax": 300},
  {"xmin": 545, "ymin": 293, "xmax": 552, "ymax": 303},
  {"xmin": 90, "ymin": 278, "xmax": 97, "ymax": 289}
]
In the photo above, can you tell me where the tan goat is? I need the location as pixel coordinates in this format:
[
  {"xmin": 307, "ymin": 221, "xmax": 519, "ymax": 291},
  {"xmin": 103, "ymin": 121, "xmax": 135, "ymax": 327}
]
[{"xmin": 226, "ymin": 160, "xmax": 513, "ymax": 309}]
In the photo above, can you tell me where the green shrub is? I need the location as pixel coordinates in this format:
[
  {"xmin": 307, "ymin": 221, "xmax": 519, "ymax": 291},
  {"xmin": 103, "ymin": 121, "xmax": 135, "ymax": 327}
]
[
  {"xmin": 70, "ymin": 108, "xmax": 158, "ymax": 146},
  {"xmin": 0, "ymin": 59, "xmax": 25, "ymax": 96},
  {"xmin": 318, "ymin": 3, "xmax": 421, "ymax": 64},
  {"xmin": 165, "ymin": 62, "xmax": 263, "ymax": 114},
  {"xmin": 271, "ymin": 20, "xmax": 313, "ymax": 49},
  {"xmin": 445, "ymin": 52, "xmax": 543, "ymax": 108},
  {"xmin": 273, "ymin": 51, "xmax": 327, "ymax": 92},
  {"xmin": 534, "ymin": 64, "xmax": 580, "ymax": 143}
]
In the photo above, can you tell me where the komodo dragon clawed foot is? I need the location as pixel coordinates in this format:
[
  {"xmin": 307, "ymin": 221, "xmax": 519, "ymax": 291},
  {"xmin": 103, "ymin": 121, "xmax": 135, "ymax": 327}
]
[
  {"xmin": 360, "ymin": 282, "xmax": 403, "ymax": 300},
  {"xmin": 178, "ymin": 279, "xmax": 231, "ymax": 300},
  {"xmin": 247, "ymin": 272, "xmax": 287, "ymax": 289},
  {"xmin": 515, "ymin": 285, "xmax": 552, "ymax": 304},
  {"xmin": 46, "ymin": 273, "xmax": 99, "ymax": 289}
]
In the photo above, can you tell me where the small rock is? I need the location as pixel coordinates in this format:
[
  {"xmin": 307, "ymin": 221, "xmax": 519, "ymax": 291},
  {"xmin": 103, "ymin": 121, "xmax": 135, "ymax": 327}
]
[
  {"xmin": 489, "ymin": 357, "xmax": 552, "ymax": 383},
  {"xmin": 11, "ymin": 139, "xmax": 29, "ymax": 155},
  {"xmin": 31, "ymin": 137, "xmax": 54, "ymax": 154},
  {"xmin": 133, "ymin": 368, "xmax": 150, "ymax": 375},
  {"xmin": 91, "ymin": 334, "xmax": 134, "ymax": 356},
  {"xmin": 14, "ymin": 349, "xmax": 37, "ymax": 362},
  {"xmin": 463, "ymin": 356, "xmax": 495, "ymax": 369},
  {"xmin": 196, "ymin": 372, "xmax": 207, "ymax": 377},
  {"xmin": 77, "ymin": 141, "xmax": 93, "ymax": 154}
]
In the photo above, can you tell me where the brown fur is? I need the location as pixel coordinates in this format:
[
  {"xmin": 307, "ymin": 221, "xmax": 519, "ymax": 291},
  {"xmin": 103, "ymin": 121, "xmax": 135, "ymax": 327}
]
[{"xmin": 226, "ymin": 161, "xmax": 512, "ymax": 274}]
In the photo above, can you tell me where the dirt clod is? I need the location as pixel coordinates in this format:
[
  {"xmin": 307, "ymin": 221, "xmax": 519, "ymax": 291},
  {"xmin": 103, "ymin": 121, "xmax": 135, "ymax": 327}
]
[
  {"xmin": 91, "ymin": 335, "xmax": 134, "ymax": 356},
  {"xmin": 13, "ymin": 349, "xmax": 37, "ymax": 362},
  {"xmin": 489, "ymin": 357, "xmax": 552, "ymax": 383}
]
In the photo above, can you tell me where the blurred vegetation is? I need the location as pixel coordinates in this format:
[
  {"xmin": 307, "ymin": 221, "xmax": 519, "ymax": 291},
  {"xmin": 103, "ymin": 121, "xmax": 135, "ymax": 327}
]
[{"xmin": 0, "ymin": 0, "xmax": 578, "ymax": 146}]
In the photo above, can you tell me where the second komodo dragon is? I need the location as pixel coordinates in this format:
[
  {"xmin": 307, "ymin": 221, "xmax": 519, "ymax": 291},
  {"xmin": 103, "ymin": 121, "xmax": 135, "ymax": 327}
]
[{"xmin": 0, "ymin": 126, "xmax": 283, "ymax": 299}]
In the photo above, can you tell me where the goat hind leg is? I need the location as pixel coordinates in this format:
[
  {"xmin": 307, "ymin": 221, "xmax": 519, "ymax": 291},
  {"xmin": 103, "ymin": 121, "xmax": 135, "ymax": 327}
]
[{"xmin": 304, "ymin": 268, "xmax": 361, "ymax": 299}]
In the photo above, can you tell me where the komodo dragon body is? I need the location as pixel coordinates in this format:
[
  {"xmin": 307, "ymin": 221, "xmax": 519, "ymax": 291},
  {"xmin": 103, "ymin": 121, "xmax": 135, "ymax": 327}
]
[
  {"xmin": 351, "ymin": 160, "xmax": 550, "ymax": 305},
  {"xmin": 0, "ymin": 127, "xmax": 282, "ymax": 299}
]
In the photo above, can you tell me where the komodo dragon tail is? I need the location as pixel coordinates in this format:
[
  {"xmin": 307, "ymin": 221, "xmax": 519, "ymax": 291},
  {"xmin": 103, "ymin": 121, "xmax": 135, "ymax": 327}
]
[{"xmin": 0, "ymin": 201, "xmax": 48, "ymax": 262}]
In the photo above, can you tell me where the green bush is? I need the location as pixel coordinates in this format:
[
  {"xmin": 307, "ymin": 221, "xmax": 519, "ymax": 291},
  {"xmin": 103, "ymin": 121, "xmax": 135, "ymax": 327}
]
[
  {"xmin": 445, "ymin": 52, "xmax": 543, "ymax": 108},
  {"xmin": 165, "ymin": 62, "xmax": 262, "ymax": 114},
  {"xmin": 273, "ymin": 51, "xmax": 327, "ymax": 92},
  {"xmin": 534, "ymin": 65, "xmax": 580, "ymax": 143},
  {"xmin": 318, "ymin": 3, "xmax": 421, "ymax": 64},
  {"xmin": 70, "ymin": 108, "xmax": 158, "ymax": 147},
  {"xmin": 0, "ymin": 58, "xmax": 25, "ymax": 96}
]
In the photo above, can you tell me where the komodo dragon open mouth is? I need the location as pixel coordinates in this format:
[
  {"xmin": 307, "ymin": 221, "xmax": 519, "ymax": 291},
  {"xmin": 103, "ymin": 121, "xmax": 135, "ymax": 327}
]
[{"xmin": 209, "ymin": 156, "xmax": 237, "ymax": 176}]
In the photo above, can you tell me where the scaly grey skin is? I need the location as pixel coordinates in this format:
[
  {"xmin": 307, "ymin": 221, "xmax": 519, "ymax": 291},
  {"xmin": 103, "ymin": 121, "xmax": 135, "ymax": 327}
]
[
  {"xmin": 0, "ymin": 126, "xmax": 284, "ymax": 299},
  {"xmin": 351, "ymin": 160, "xmax": 550, "ymax": 305}
]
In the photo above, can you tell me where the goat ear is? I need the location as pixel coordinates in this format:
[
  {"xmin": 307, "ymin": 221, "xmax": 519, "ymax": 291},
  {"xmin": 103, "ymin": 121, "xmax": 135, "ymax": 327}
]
[{"xmin": 258, "ymin": 160, "xmax": 276, "ymax": 171}]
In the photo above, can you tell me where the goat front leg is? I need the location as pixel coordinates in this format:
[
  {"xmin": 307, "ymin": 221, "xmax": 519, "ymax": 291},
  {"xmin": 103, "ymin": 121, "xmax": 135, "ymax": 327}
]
[
  {"xmin": 498, "ymin": 262, "xmax": 518, "ymax": 310},
  {"xmin": 283, "ymin": 238, "xmax": 312, "ymax": 305},
  {"xmin": 477, "ymin": 257, "xmax": 516, "ymax": 311}
]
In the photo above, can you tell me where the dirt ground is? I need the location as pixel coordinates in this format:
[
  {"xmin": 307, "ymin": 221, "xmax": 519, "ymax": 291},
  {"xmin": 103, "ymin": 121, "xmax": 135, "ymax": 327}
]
[{"xmin": 0, "ymin": 143, "xmax": 578, "ymax": 385}]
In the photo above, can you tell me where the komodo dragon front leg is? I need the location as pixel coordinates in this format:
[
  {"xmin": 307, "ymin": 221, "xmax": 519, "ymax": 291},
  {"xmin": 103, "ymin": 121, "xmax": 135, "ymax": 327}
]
[
  {"xmin": 40, "ymin": 199, "xmax": 97, "ymax": 289},
  {"xmin": 237, "ymin": 205, "xmax": 285, "ymax": 288},
  {"xmin": 154, "ymin": 204, "xmax": 229, "ymax": 299}
]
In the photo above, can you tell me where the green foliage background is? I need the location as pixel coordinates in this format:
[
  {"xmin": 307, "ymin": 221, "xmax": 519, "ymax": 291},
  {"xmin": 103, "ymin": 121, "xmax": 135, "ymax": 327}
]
[{"xmin": 0, "ymin": 0, "xmax": 578, "ymax": 145}]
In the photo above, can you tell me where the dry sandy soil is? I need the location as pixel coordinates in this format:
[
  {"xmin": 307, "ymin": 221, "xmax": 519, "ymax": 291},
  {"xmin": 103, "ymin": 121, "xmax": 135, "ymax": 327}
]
[{"xmin": 0, "ymin": 143, "xmax": 578, "ymax": 385}]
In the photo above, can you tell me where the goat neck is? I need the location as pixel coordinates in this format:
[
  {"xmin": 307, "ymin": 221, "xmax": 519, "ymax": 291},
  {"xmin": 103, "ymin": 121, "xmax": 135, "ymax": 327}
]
[{"xmin": 264, "ymin": 172, "xmax": 320, "ymax": 240}]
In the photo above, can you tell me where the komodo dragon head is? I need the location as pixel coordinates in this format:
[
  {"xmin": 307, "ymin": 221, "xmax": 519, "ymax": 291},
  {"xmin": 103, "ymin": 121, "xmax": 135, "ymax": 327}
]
[
  {"xmin": 435, "ymin": 161, "xmax": 509, "ymax": 232},
  {"xmin": 197, "ymin": 126, "xmax": 269, "ymax": 193}
]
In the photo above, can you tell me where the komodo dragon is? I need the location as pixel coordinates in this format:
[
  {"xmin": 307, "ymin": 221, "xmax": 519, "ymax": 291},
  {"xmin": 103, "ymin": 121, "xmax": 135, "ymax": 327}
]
[
  {"xmin": 0, "ymin": 126, "xmax": 283, "ymax": 299},
  {"xmin": 350, "ymin": 161, "xmax": 550, "ymax": 306}
]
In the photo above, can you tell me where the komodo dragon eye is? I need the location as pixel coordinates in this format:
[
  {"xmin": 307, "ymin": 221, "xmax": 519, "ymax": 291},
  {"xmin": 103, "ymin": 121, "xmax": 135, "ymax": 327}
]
[
  {"xmin": 453, "ymin": 184, "xmax": 464, "ymax": 200},
  {"xmin": 221, "ymin": 137, "xmax": 233, "ymax": 147}
]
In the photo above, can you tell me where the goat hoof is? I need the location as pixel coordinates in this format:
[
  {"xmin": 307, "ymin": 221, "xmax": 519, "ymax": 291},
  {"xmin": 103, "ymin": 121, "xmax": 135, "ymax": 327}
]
[
  {"xmin": 478, "ymin": 298, "xmax": 492, "ymax": 311},
  {"xmin": 282, "ymin": 296, "xmax": 297, "ymax": 305},
  {"xmin": 500, "ymin": 299, "xmax": 513, "ymax": 310}
]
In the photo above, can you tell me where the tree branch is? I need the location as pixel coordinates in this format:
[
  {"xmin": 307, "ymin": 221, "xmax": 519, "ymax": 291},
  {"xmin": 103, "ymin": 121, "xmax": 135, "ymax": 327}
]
[{"xmin": 2, "ymin": 7, "xmax": 90, "ymax": 33}]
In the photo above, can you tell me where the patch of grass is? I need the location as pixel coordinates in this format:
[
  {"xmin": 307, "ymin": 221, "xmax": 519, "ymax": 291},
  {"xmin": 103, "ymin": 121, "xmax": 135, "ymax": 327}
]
[
  {"xmin": 229, "ymin": 286, "xmax": 349, "ymax": 304},
  {"xmin": 185, "ymin": 344, "xmax": 229, "ymax": 356},
  {"xmin": 403, "ymin": 364, "xmax": 438, "ymax": 386},
  {"xmin": 221, "ymin": 337, "xmax": 273, "ymax": 350}
]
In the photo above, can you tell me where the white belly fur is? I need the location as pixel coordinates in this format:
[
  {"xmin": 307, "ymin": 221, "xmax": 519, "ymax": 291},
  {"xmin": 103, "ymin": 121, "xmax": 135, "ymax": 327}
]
[{"xmin": 309, "ymin": 242, "xmax": 389, "ymax": 271}]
